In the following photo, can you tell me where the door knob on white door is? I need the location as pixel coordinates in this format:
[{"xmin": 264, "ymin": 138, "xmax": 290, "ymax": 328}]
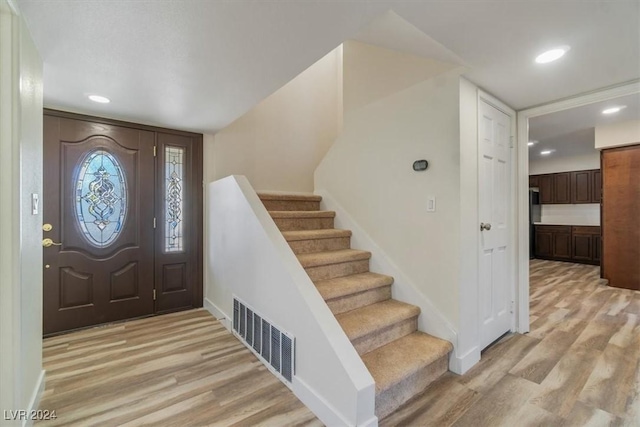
[{"xmin": 480, "ymin": 223, "xmax": 492, "ymax": 231}]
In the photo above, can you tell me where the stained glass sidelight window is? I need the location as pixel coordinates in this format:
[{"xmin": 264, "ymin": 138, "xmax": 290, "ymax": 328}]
[
  {"xmin": 75, "ymin": 150, "xmax": 127, "ymax": 247},
  {"xmin": 165, "ymin": 146, "xmax": 184, "ymax": 252}
]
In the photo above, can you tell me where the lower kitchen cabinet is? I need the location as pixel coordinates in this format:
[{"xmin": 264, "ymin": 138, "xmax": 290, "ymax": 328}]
[
  {"xmin": 534, "ymin": 225, "xmax": 600, "ymax": 265},
  {"xmin": 553, "ymin": 227, "xmax": 573, "ymax": 260}
]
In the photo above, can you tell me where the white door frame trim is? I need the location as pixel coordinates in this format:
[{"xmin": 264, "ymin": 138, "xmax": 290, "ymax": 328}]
[
  {"xmin": 515, "ymin": 80, "xmax": 640, "ymax": 333},
  {"xmin": 477, "ymin": 90, "xmax": 518, "ymax": 339}
]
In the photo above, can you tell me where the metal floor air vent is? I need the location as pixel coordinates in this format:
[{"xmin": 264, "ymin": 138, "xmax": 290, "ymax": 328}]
[{"xmin": 233, "ymin": 297, "xmax": 295, "ymax": 383}]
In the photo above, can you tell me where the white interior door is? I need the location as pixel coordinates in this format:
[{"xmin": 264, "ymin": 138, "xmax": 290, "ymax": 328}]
[{"xmin": 478, "ymin": 98, "xmax": 513, "ymax": 350}]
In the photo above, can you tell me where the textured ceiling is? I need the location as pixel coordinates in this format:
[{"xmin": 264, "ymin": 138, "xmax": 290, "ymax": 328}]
[{"xmin": 17, "ymin": 0, "xmax": 640, "ymax": 134}]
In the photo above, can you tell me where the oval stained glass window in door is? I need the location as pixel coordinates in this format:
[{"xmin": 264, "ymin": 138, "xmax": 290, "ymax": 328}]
[{"xmin": 74, "ymin": 149, "xmax": 127, "ymax": 247}]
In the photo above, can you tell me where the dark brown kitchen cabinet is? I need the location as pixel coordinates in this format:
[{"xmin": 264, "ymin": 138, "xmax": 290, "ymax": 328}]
[
  {"xmin": 572, "ymin": 233, "xmax": 592, "ymax": 261},
  {"xmin": 530, "ymin": 169, "xmax": 601, "ymax": 204},
  {"xmin": 529, "ymin": 175, "xmax": 540, "ymax": 188},
  {"xmin": 538, "ymin": 174, "xmax": 554, "ymax": 204},
  {"xmin": 592, "ymin": 234, "xmax": 601, "ymax": 263},
  {"xmin": 553, "ymin": 227, "xmax": 573, "ymax": 259},
  {"xmin": 571, "ymin": 170, "xmax": 592, "ymax": 204},
  {"xmin": 535, "ymin": 228, "xmax": 553, "ymax": 258},
  {"xmin": 553, "ymin": 173, "xmax": 571, "ymax": 204},
  {"xmin": 534, "ymin": 225, "xmax": 600, "ymax": 265},
  {"xmin": 592, "ymin": 169, "xmax": 602, "ymax": 203}
]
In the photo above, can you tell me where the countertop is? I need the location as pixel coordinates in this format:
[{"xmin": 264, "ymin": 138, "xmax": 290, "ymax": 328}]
[{"xmin": 534, "ymin": 222, "xmax": 600, "ymax": 227}]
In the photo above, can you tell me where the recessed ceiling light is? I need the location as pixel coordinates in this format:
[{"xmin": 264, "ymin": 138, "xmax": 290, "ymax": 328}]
[
  {"xmin": 528, "ymin": 140, "xmax": 538, "ymax": 146},
  {"xmin": 535, "ymin": 46, "xmax": 570, "ymax": 64},
  {"xmin": 88, "ymin": 95, "xmax": 110, "ymax": 104},
  {"xmin": 602, "ymin": 106, "xmax": 626, "ymax": 115},
  {"xmin": 540, "ymin": 150, "xmax": 553, "ymax": 155}
]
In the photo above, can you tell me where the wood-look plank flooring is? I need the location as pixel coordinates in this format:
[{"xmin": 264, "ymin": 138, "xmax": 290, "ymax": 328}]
[
  {"xmin": 38, "ymin": 260, "xmax": 640, "ymax": 426},
  {"xmin": 37, "ymin": 309, "xmax": 321, "ymax": 427},
  {"xmin": 381, "ymin": 260, "xmax": 640, "ymax": 427}
]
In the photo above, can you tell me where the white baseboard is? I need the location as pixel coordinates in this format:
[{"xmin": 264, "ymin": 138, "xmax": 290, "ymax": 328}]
[
  {"xmin": 203, "ymin": 297, "xmax": 231, "ymax": 331},
  {"xmin": 449, "ymin": 346, "xmax": 481, "ymax": 375},
  {"xmin": 22, "ymin": 370, "xmax": 45, "ymax": 427},
  {"xmin": 293, "ymin": 377, "xmax": 376, "ymax": 427},
  {"xmin": 359, "ymin": 415, "xmax": 379, "ymax": 427}
]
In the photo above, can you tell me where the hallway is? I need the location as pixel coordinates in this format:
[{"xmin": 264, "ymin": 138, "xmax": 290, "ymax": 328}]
[
  {"xmin": 35, "ymin": 260, "xmax": 639, "ymax": 426},
  {"xmin": 381, "ymin": 260, "xmax": 640, "ymax": 426}
]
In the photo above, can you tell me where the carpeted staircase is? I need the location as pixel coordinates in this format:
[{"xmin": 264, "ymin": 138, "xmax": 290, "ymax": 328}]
[{"xmin": 258, "ymin": 192, "xmax": 453, "ymax": 420}]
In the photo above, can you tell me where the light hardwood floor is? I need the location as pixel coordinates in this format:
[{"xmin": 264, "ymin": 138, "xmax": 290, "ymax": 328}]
[
  {"xmin": 38, "ymin": 260, "xmax": 639, "ymax": 426},
  {"xmin": 381, "ymin": 260, "xmax": 640, "ymax": 426},
  {"xmin": 37, "ymin": 309, "xmax": 321, "ymax": 427}
]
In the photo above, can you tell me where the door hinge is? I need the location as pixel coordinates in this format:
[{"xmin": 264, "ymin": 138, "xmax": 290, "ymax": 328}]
[
  {"xmin": 153, "ymin": 217, "xmax": 157, "ymax": 229},
  {"xmin": 510, "ymin": 136, "xmax": 515, "ymax": 148},
  {"xmin": 153, "ymin": 145, "xmax": 157, "ymax": 157},
  {"xmin": 510, "ymin": 300, "xmax": 515, "ymax": 314},
  {"xmin": 153, "ymin": 289, "xmax": 157, "ymax": 300}
]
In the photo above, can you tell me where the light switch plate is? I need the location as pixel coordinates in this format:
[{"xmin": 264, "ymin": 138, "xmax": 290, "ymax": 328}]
[{"xmin": 427, "ymin": 196, "xmax": 436, "ymax": 212}]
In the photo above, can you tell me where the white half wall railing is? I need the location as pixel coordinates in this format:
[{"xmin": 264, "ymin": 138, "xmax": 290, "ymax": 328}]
[
  {"xmin": 206, "ymin": 175, "xmax": 377, "ymax": 427},
  {"xmin": 316, "ymin": 190, "xmax": 460, "ymax": 372}
]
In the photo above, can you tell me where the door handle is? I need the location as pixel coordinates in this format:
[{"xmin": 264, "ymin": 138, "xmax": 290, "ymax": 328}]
[
  {"xmin": 42, "ymin": 238, "xmax": 62, "ymax": 248},
  {"xmin": 480, "ymin": 223, "xmax": 492, "ymax": 231}
]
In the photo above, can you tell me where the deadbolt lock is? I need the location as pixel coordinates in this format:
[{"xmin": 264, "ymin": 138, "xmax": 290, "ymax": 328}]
[{"xmin": 43, "ymin": 223, "xmax": 53, "ymax": 232}]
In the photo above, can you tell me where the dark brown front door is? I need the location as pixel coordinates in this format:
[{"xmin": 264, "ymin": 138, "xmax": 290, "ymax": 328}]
[
  {"xmin": 43, "ymin": 116, "xmax": 155, "ymax": 334},
  {"xmin": 43, "ymin": 111, "xmax": 203, "ymax": 335}
]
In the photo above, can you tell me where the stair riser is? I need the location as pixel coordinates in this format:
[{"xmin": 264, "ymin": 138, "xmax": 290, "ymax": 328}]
[
  {"xmin": 376, "ymin": 355, "xmax": 449, "ymax": 419},
  {"xmin": 262, "ymin": 200, "xmax": 321, "ymax": 211},
  {"xmin": 352, "ymin": 317, "xmax": 417, "ymax": 356},
  {"xmin": 305, "ymin": 260, "xmax": 369, "ymax": 282},
  {"xmin": 274, "ymin": 217, "xmax": 334, "ymax": 231},
  {"xmin": 289, "ymin": 237, "xmax": 351, "ymax": 254},
  {"xmin": 327, "ymin": 286, "xmax": 392, "ymax": 315}
]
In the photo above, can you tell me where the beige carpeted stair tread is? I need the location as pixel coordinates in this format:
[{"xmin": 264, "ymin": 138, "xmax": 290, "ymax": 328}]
[
  {"xmin": 282, "ymin": 229, "xmax": 352, "ymax": 242},
  {"xmin": 269, "ymin": 210, "xmax": 335, "ymax": 218},
  {"xmin": 336, "ymin": 300, "xmax": 420, "ymax": 341},
  {"xmin": 297, "ymin": 249, "xmax": 371, "ymax": 268},
  {"xmin": 257, "ymin": 192, "xmax": 322, "ymax": 202},
  {"xmin": 315, "ymin": 272, "xmax": 394, "ymax": 300},
  {"xmin": 362, "ymin": 332, "xmax": 453, "ymax": 393}
]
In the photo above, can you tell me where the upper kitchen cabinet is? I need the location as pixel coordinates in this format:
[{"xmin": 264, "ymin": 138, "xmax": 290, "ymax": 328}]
[
  {"xmin": 571, "ymin": 170, "xmax": 592, "ymax": 203},
  {"xmin": 530, "ymin": 169, "xmax": 601, "ymax": 204},
  {"xmin": 553, "ymin": 172, "xmax": 571, "ymax": 204},
  {"xmin": 538, "ymin": 174, "xmax": 554, "ymax": 204},
  {"xmin": 591, "ymin": 169, "xmax": 602, "ymax": 203}
]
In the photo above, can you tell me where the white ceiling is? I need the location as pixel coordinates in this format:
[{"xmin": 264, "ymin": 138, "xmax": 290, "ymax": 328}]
[
  {"xmin": 17, "ymin": 1, "xmax": 640, "ymax": 134},
  {"xmin": 529, "ymin": 92, "xmax": 640, "ymax": 158}
]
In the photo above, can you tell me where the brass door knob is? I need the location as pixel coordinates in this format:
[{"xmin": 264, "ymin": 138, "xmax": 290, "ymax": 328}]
[
  {"xmin": 42, "ymin": 238, "xmax": 62, "ymax": 248},
  {"xmin": 42, "ymin": 223, "xmax": 53, "ymax": 232}
]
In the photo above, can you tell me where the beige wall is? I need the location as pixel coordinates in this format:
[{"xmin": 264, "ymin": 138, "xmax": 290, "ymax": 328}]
[
  {"xmin": 343, "ymin": 40, "xmax": 456, "ymax": 118},
  {"xmin": 0, "ymin": 2, "xmax": 44, "ymax": 420},
  {"xmin": 595, "ymin": 118, "xmax": 640, "ymax": 149},
  {"xmin": 315, "ymin": 42, "xmax": 465, "ymax": 331},
  {"xmin": 529, "ymin": 150, "xmax": 600, "ymax": 175},
  {"xmin": 209, "ymin": 46, "xmax": 342, "ymax": 192}
]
